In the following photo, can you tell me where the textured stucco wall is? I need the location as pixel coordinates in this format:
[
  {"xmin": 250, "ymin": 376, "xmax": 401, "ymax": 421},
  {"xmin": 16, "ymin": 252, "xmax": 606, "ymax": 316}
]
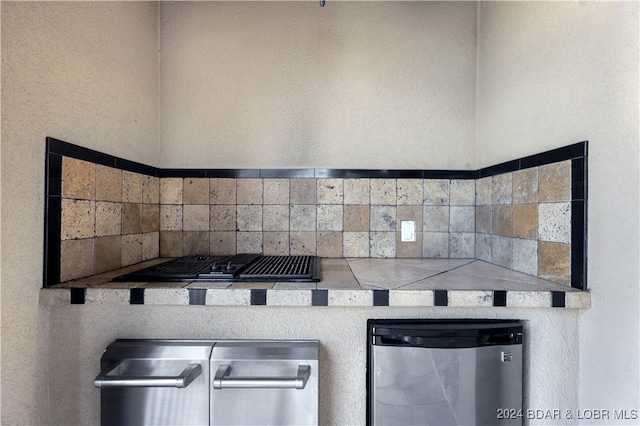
[
  {"xmin": 159, "ymin": 1, "xmax": 477, "ymax": 169},
  {"xmin": 47, "ymin": 306, "xmax": 579, "ymax": 426},
  {"xmin": 0, "ymin": 2, "xmax": 159, "ymax": 424},
  {"xmin": 477, "ymin": 1, "xmax": 640, "ymax": 421}
]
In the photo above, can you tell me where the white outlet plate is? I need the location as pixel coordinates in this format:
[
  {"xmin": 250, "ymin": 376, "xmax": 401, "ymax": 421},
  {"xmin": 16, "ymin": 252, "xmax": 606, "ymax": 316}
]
[{"xmin": 401, "ymin": 221, "xmax": 416, "ymax": 242}]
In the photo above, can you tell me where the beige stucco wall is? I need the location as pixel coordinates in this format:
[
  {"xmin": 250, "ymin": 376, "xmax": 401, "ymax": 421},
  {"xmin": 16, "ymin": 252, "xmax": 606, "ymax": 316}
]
[
  {"xmin": 159, "ymin": 1, "xmax": 477, "ymax": 169},
  {"xmin": 477, "ymin": 1, "xmax": 640, "ymax": 418},
  {"xmin": 1, "ymin": 2, "xmax": 159, "ymax": 424}
]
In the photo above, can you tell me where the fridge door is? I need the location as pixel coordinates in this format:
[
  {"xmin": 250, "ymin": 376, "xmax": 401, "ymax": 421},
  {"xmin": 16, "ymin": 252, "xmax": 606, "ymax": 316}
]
[{"xmin": 371, "ymin": 343, "xmax": 523, "ymax": 426}]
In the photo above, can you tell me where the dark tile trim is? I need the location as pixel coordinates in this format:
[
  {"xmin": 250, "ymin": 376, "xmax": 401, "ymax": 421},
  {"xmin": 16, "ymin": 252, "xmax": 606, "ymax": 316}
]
[
  {"xmin": 204, "ymin": 169, "xmax": 261, "ymax": 178},
  {"xmin": 47, "ymin": 137, "xmax": 117, "ymax": 169},
  {"xmin": 47, "ymin": 153, "xmax": 62, "ymax": 196},
  {"xmin": 115, "ymin": 158, "xmax": 158, "ymax": 176},
  {"xmin": 44, "ymin": 196, "xmax": 61, "ymax": 287},
  {"xmin": 478, "ymin": 159, "xmax": 521, "ymax": 178},
  {"xmin": 493, "ymin": 290, "xmax": 507, "ymax": 307},
  {"xmin": 189, "ymin": 289, "xmax": 206, "ymax": 305},
  {"xmin": 312, "ymin": 289, "xmax": 328, "ymax": 306},
  {"xmin": 160, "ymin": 169, "xmax": 207, "ymax": 178},
  {"xmin": 551, "ymin": 291, "xmax": 566, "ymax": 308},
  {"xmin": 373, "ymin": 290, "xmax": 389, "ymax": 306},
  {"xmin": 261, "ymin": 169, "xmax": 315, "ymax": 179},
  {"xmin": 434, "ymin": 290, "xmax": 448, "ymax": 306},
  {"xmin": 130, "ymin": 288, "xmax": 145, "ymax": 304},
  {"xmin": 478, "ymin": 141, "xmax": 588, "ymax": 177},
  {"xmin": 571, "ymin": 200, "xmax": 587, "ymax": 290},
  {"xmin": 423, "ymin": 170, "xmax": 478, "ymax": 180},
  {"xmin": 251, "ymin": 289, "xmax": 267, "ymax": 305},
  {"xmin": 70, "ymin": 288, "xmax": 86, "ymax": 304}
]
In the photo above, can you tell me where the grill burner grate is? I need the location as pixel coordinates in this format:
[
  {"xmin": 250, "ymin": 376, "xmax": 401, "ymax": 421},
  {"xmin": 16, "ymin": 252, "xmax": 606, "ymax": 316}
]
[
  {"xmin": 239, "ymin": 256, "xmax": 316, "ymax": 279},
  {"xmin": 113, "ymin": 254, "xmax": 319, "ymax": 282}
]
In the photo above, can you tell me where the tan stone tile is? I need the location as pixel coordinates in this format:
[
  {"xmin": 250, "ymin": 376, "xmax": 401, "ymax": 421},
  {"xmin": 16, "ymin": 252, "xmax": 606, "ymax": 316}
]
[
  {"xmin": 236, "ymin": 205, "xmax": 262, "ymax": 231},
  {"xmin": 371, "ymin": 179, "xmax": 396, "ymax": 205},
  {"xmin": 344, "ymin": 179, "xmax": 370, "ymax": 204},
  {"xmin": 263, "ymin": 232, "xmax": 290, "ymax": 255},
  {"xmin": 290, "ymin": 231, "xmax": 316, "ymax": 255},
  {"xmin": 122, "ymin": 234, "xmax": 143, "ymax": 266},
  {"xmin": 317, "ymin": 179, "xmax": 344, "ymax": 204},
  {"xmin": 142, "ymin": 175, "xmax": 159, "ymax": 204},
  {"xmin": 96, "ymin": 165, "xmax": 122, "ymax": 202},
  {"xmin": 317, "ymin": 205, "xmax": 343, "ymax": 231},
  {"xmin": 210, "ymin": 178, "xmax": 236, "ymax": 205},
  {"xmin": 475, "ymin": 205, "xmax": 492, "ymax": 234},
  {"xmin": 396, "ymin": 232, "xmax": 424, "ymax": 258},
  {"xmin": 290, "ymin": 179, "xmax": 316, "ymax": 204},
  {"xmin": 210, "ymin": 231, "xmax": 236, "ymax": 255},
  {"xmin": 237, "ymin": 231, "xmax": 262, "ymax": 253},
  {"xmin": 95, "ymin": 236, "xmax": 122, "ymax": 273},
  {"xmin": 370, "ymin": 205, "xmax": 397, "ymax": 232},
  {"xmin": 450, "ymin": 180, "xmax": 475, "ymax": 206},
  {"xmin": 142, "ymin": 204, "xmax": 160, "ymax": 233},
  {"xmin": 95, "ymin": 202, "xmax": 121, "ymax": 237},
  {"xmin": 183, "ymin": 178, "xmax": 209, "ymax": 204},
  {"xmin": 263, "ymin": 179, "xmax": 289, "ymax": 204},
  {"xmin": 237, "ymin": 179, "xmax": 262, "ymax": 204},
  {"xmin": 513, "ymin": 204, "xmax": 537, "ymax": 239},
  {"xmin": 263, "ymin": 205, "xmax": 289, "ymax": 232},
  {"xmin": 160, "ymin": 205, "xmax": 182, "ymax": 231},
  {"xmin": 317, "ymin": 231, "xmax": 343, "ymax": 257},
  {"xmin": 423, "ymin": 206, "xmax": 449, "ymax": 232},
  {"xmin": 344, "ymin": 205, "xmax": 370, "ymax": 232},
  {"xmin": 423, "ymin": 179, "xmax": 449, "ymax": 206},
  {"xmin": 142, "ymin": 232, "xmax": 159, "ymax": 261},
  {"xmin": 539, "ymin": 160, "xmax": 571, "ymax": 202},
  {"xmin": 160, "ymin": 178, "xmax": 183, "ymax": 204},
  {"xmin": 210, "ymin": 205, "xmax": 236, "ymax": 231},
  {"xmin": 492, "ymin": 173, "xmax": 512, "ymax": 205},
  {"xmin": 475, "ymin": 177, "xmax": 491, "ymax": 206},
  {"xmin": 343, "ymin": 232, "xmax": 369, "ymax": 257},
  {"xmin": 492, "ymin": 205, "xmax": 513, "ymax": 237},
  {"xmin": 538, "ymin": 241, "xmax": 571, "ymax": 285},
  {"xmin": 183, "ymin": 231, "xmax": 209, "ymax": 255},
  {"xmin": 160, "ymin": 231, "xmax": 183, "ymax": 257},
  {"xmin": 62, "ymin": 157, "xmax": 95, "ymax": 200},
  {"xmin": 290, "ymin": 205, "xmax": 316, "ymax": 231},
  {"xmin": 61, "ymin": 199, "xmax": 95, "ymax": 240},
  {"xmin": 60, "ymin": 238, "xmax": 95, "ymax": 281},
  {"xmin": 122, "ymin": 171, "xmax": 143, "ymax": 203},
  {"xmin": 370, "ymin": 232, "xmax": 396, "ymax": 258},
  {"xmin": 513, "ymin": 168, "xmax": 538, "ymax": 204},
  {"xmin": 397, "ymin": 179, "xmax": 423, "ymax": 205},
  {"xmin": 122, "ymin": 203, "xmax": 143, "ymax": 235},
  {"xmin": 398, "ymin": 206, "xmax": 422, "ymax": 230},
  {"xmin": 183, "ymin": 204, "xmax": 210, "ymax": 231}
]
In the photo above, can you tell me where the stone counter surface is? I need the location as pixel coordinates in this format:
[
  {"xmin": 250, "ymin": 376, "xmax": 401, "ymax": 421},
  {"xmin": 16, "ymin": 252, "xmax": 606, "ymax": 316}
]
[{"xmin": 41, "ymin": 258, "xmax": 590, "ymax": 308}]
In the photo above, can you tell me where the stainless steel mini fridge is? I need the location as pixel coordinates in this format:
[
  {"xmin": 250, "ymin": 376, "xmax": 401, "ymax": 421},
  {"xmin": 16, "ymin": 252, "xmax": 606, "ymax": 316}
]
[{"xmin": 367, "ymin": 319, "xmax": 524, "ymax": 426}]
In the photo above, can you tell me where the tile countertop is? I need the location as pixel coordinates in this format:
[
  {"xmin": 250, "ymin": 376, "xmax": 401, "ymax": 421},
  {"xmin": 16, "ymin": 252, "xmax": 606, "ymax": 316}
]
[{"xmin": 40, "ymin": 258, "xmax": 591, "ymax": 309}]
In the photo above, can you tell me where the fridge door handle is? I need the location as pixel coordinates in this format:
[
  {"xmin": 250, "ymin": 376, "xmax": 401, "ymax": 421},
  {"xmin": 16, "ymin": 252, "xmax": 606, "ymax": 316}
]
[
  {"xmin": 94, "ymin": 362, "xmax": 202, "ymax": 388},
  {"xmin": 213, "ymin": 364, "xmax": 311, "ymax": 390}
]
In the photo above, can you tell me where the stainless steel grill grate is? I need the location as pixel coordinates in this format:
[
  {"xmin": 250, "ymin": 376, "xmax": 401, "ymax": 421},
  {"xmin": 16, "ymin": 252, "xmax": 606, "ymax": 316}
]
[{"xmin": 239, "ymin": 256, "xmax": 317, "ymax": 280}]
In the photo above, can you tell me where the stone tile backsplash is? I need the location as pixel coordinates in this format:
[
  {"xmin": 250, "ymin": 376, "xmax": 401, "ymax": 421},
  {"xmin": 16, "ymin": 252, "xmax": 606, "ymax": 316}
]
[
  {"xmin": 475, "ymin": 159, "xmax": 572, "ymax": 285},
  {"xmin": 60, "ymin": 157, "xmax": 160, "ymax": 281},
  {"xmin": 56, "ymin": 153, "xmax": 577, "ymax": 286}
]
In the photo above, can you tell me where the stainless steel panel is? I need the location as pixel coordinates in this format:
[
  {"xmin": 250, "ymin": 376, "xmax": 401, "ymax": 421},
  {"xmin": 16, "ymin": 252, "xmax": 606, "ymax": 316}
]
[
  {"xmin": 96, "ymin": 340, "xmax": 215, "ymax": 426},
  {"xmin": 210, "ymin": 341, "xmax": 319, "ymax": 426},
  {"xmin": 372, "ymin": 344, "xmax": 523, "ymax": 426}
]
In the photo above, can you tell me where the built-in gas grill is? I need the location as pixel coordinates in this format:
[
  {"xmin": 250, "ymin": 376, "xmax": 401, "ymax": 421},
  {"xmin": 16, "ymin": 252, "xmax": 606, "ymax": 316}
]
[{"xmin": 114, "ymin": 255, "xmax": 320, "ymax": 282}]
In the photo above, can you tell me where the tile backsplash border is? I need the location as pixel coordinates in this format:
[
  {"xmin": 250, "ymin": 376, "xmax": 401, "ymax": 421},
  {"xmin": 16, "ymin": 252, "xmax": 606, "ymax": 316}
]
[{"xmin": 44, "ymin": 137, "xmax": 587, "ymax": 290}]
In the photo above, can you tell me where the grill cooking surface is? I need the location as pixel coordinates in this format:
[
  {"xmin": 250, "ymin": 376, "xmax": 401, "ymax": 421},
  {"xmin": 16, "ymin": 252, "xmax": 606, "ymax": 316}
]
[
  {"xmin": 239, "ymin": 256, "xmax": 316, "ymax": 279},
  {"xmin": 113, "ymin": 254, "xmax": 319, "ymax": 282}
]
